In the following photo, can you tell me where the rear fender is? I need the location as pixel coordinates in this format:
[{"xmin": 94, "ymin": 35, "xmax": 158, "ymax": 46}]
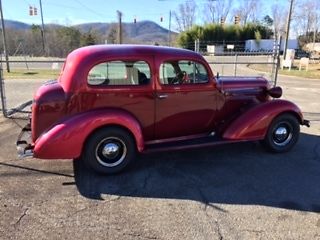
[
  {"xmin": 34, "ymin": 109, "xmax": 144, "ymax": 159},
  {"xmin": 222, "ymin": 100, "xmax": 303, "ymax": 141}
]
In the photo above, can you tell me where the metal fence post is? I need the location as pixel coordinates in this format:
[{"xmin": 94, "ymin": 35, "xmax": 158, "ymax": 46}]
[
  {"xmin": 0, "ymin": 63, "xmax": 7, "ymax": 117},
  {"xmin": 274, "ymin": 37, "xmax": 282, "ymax": 87},
  {"xmin": 234, "ymin": 53, "xmax": 238, "ymax": 76},
  {"xmin": 194, "ymin": 39, "xmax": 200, "ymax": 53},
  {"xmin": 271, "ymin": 39, "xmax": 277, "ymax": 83}
]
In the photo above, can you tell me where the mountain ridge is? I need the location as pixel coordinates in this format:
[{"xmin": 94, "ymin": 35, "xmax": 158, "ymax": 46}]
[{"xmin": 4, "ymin": 19, "xmax": 177, "ymax": 44}]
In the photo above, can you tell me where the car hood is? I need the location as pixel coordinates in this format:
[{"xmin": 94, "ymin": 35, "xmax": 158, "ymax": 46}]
[{"xmin": 217, "ymin": 76, "xmax": 269, "ymax": 91}]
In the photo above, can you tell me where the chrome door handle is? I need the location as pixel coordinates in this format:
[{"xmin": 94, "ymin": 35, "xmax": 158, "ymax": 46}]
[{"xmin": 157, "ymin": 94, "xmax": 168, "ymax": 99}]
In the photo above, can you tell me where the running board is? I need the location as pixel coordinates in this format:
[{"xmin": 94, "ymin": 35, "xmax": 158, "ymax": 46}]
[{"xmin": 143, "ymin": 135, "xmax": 240, "ymax": 153}]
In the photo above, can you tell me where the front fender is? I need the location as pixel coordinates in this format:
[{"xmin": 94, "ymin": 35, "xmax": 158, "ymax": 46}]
[
  {"xmin": 34, "ymin": 109, "xmax": 144, "ymax": 159},
  {"xmin": 222, "ymin": 100, "xmax": 304, "ymax": 141}
]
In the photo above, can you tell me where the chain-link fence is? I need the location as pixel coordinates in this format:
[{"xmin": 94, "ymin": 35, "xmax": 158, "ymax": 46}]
[
  {"xmin": 1, "ymin": 40, "xmax": 280, "ymax": 119},
  {"xmin": 0, "ymin": 57, "xmax": 64, "ymax": 118},
  {"xmin": 193, "ymin": 39, "xmax": 281, "ymax": 85}
]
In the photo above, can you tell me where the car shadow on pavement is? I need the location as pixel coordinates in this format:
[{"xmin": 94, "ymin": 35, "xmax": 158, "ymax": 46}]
[{"xmin": 73, "ymin": 132, "xmax": 320, "ymax": 213}]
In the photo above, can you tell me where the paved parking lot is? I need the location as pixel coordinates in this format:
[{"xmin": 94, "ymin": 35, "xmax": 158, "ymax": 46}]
[{"xmin": 0, "ymin": 73, "xmax": 320, "ymax": 239}]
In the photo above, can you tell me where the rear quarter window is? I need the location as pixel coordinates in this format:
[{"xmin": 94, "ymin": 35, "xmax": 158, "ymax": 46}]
[{"xmin": 88, "ymin": 60, "xmax": 150, "ymax": 86}]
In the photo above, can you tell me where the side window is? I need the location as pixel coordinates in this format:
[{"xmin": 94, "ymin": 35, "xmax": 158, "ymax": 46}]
[
  {"xmin": 88, "ymin": 60, "xmax": 150, "ymax": 86},
  {"xmin": 159, "ymin": 62, "xmax": 176, "ymax": 84},
  {"xmin": 159, "ymin": 60, "xmax": 209, "ymax": 85}
]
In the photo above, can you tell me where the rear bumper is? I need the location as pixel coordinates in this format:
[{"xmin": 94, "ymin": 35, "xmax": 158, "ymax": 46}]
[{"xmin": 16, "ymin": 124, "xmax": 34, "ymax": 158}]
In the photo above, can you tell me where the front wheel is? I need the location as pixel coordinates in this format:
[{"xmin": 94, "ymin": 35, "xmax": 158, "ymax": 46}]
[
  {"xmin": 262, "ymin": 114, "xmax": 300, "ymax": 153},
  {"xmin": 82, "ymin": 127, "xmax": 136, "ymax": 174}
]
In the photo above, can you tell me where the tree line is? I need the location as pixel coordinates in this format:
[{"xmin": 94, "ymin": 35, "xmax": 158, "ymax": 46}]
[
  {"xmin": 174, "ymin": 0, "xmax": 320, "ymax": 49},
  {"xmin": 173, "ymin": 0, "xmax": 320, "ymax": 37},
  {"xmin": 177, "ymin": 23, "xmax": 272, "ymax": 50},
  {"xmin": 3, "ymin": 23, "xmax": 130, "ymax": 58},
  {"xmin": 4, "ymin": 25, "xmax": 103, "ymax": 58}
]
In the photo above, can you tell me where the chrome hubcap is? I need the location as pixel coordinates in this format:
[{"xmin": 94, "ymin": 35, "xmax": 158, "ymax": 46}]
[
  {"xmin": 274, "ymin": 127, "xmax": 288, "ymax": 142},
  {"xmin": 102, "ymin": 143, "xmax": 120, "ymax": 158},
  {"xmin": 273, "ymin": 123, "xmax": 293, "ymax": 146},
  {"xmin": 95, "ymin": 137, "xmax": 127, "ymax": 167}
]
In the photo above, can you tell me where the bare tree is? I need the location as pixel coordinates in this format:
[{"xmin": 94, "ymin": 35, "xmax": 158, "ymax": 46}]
[
  {"xmin": 293, "ymin": 0, "xmax": 319, "ymax": 36},
  {"xmin": 233, "ymin": 0, "xmax": 261, "ymax": 25},
  {"xmin": 107, "ymin": 23, "xmax": 118, "ymax": 44},
  {"xmin": 203, "ymin": 0, "xmax": 233, "ymax": 23},
  {"xmin": 271, "ymin": 3, "xmax": 287, "ymax": 40},
  {"xmin": 173, "ymin": 0, "xmax": 197, "ymax": 32}
]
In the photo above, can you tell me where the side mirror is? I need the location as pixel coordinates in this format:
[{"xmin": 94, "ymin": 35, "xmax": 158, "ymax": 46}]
[{"xmin": 268, "ymin": 86, "xmax": 282, "ymax": 98}]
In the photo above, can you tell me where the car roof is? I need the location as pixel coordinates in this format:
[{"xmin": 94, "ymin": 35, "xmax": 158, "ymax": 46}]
[
  {"xmin": 68, "ymin": 44, "xmax": 202, "ymax": 60},
  {"xmin": 60, "ymin": 44, "xmax": 209, "ymax": 92}
]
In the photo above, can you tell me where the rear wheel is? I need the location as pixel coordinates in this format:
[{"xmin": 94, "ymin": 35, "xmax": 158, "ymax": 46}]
[
  {"xmin": 262, "ymin": 114, "xmax": 300, "ymax": 153},
  {"xmin": 82, "ymin": 127, "xmax": 136, "ymax": 174}
]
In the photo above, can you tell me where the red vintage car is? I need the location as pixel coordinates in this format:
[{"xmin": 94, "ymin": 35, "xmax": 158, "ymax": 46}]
[{"xmin": 17, "ymin": 45, "xmax": 310, "ymax": 174}]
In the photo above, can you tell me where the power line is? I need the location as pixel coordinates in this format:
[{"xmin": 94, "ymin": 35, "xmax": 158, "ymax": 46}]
[
  {"xmin": 72, "ymin": 0, "xmax": 106, "ymax": 18},
  {"xmin": 51, "ymin": 1, "xmax": 167, "ymax": 24},
  {"xmin": 45, "ymin": 2, "xmax": 85, "ymax": 10},
  {"xmin": 35, "ymin": 1, "xmax": 117, "ymax": 22},
  {"xmin": 22, "ymin": 0, "xmax": 31, "ymax": 5}
]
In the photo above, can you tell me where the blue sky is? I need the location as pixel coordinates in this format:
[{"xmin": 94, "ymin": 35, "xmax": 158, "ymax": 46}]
[
  {"xmin": 3, "ymin": 0, "xmax": 185, "ymax": 27},
  {"xmin": 3, "ymin": 0, "xmax": 283, "ymax": 29}
]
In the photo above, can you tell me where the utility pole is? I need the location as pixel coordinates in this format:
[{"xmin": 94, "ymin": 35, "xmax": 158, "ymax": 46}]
[
  {"xmin": 312, "ymin": 15, "xmax": 317, "ymax": 53},
  {"xmin": 168, "ymin": 10, "xmax": 172, "ymax": 46},
  {"xmin": 283, "ymin": 0, "xmax": 294, "ymax": 60},
  {"xmin": 39, "ymin": 0, "xmax": 46, "ymax": 55},
  {"xmin": 117, "ymin": 10, "xmax": 123, "ymax": 44},
  {"xmin": 0, "ymin": 0, "xmax": 10, "ymax": 72}
]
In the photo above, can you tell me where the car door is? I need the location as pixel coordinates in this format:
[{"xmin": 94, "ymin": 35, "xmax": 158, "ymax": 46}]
[
  {"xmin": 155, "ymin": 59, "xmax": 217, "ymax": 140},
  {"xmin": 83, "ymin": 56, "xmax": 155, "ymax": 141}
]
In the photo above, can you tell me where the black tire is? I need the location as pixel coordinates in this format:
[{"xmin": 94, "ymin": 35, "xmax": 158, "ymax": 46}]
[
  {"xmin": 82, "ymin": 127, "xmax": 136, "ymax": 174},
  {"xmin": 262, "ymin": 113, "xmax": 300, "ymax": 153}
]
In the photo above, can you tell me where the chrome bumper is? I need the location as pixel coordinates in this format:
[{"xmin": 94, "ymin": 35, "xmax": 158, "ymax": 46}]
[{"xmin": 16, "ymin": 124, "xmax": 34, "ymax": 158}]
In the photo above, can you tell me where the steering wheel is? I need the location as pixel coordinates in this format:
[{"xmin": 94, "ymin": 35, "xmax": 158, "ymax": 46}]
[
  {"xmin": 172, "ymin": 71, "xmax": 188, "ymax": 84},
  {"xmin": 181, "ymin": 71, "xmax": 190, "ymax": 83}
]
